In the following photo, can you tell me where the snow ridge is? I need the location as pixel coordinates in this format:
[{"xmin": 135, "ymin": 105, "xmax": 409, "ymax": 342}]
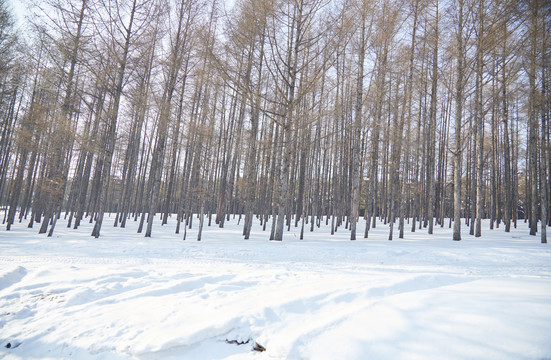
[{"xmin": 0, "ymin": 266, "xmax": 27, "ymax": 290}]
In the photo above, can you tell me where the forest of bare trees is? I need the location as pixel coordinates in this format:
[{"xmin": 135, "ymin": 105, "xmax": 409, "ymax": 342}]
[{"xmin": 0, "ymin": 0, "xmax": 549, "ymax": 242}]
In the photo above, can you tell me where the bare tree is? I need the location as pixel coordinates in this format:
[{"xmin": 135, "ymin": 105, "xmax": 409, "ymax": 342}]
[
  {"xmin": 91, "ymin": 0, "xmax": 154, "ymax": 237},
  {"xmin": 453, "ymin": 0, "xmax": 466, "ymax": 241}
]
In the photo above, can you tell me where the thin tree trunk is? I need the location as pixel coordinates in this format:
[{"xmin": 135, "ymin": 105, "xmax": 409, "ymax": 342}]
[
  {"xmin": 528, "ymin": 0, "xmax": 538, "ymax": 236},
  {"xmin": 427, "ymin": 1, "xmax": 439, "ymax": 235},
  {"xmin": 453, "ymin": 0, "xmax": 464, "ymax": 241},
  {"xmin": 350, "ymin": 11, "xmax": 366, "ymax": 240},
  {"xmin": 502, "ymin": 35, "xmax": 512, "ymax": 233}
]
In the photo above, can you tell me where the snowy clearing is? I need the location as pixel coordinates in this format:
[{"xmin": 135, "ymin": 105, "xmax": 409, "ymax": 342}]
[{"xmin": 0, "ymin": 215, "xmax": 550, "ymax": 360}]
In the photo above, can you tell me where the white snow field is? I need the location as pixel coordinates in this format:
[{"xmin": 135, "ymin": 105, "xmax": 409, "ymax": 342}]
[{"xmin": 0, "ymin": 214, "xmax": 550, "ymax": 360}]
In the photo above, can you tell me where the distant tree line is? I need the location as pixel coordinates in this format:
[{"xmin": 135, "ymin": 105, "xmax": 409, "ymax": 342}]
[{"xmin": 0, "ymin": 0, "xmax": 549, "ymax": 242}]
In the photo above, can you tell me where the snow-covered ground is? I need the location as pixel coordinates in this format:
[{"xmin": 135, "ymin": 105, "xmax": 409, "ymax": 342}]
[{"xmin": 0, "ymin": 214, "xmax": 550, "ymax": 360}]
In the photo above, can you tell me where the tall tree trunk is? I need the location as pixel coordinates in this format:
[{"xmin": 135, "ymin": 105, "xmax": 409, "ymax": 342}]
[
  {"xmin": 427, "ymin": 1, "xmax": 439, "ymax": 235},
  {"xmin": 528, "ymin": 0, "xmax": 539, "ymax": 236},
  {"xmin": 539, "ymin": 14, "xmax": 548, "ymax": 243},
  {"xmin": 474, "ymin": 0, "xmax": 484, "ymax": 238},
  {"xmin": 399, "ymin": 0, "xmax": 419, "ymax": 238},
  {"xmin": 502, "ymin": 34, "xmax": 512, "ymax": 233},
  {"xmin": 274, "ymin": 0, "xmax": 304, "ymax": 241},
  {"xmin": 453, "ymin": 0, "xmax": 464, "ymax": 241},
  {"xmin": 350, "ymin": 11, "xmax": 366, "ymax": 240}
]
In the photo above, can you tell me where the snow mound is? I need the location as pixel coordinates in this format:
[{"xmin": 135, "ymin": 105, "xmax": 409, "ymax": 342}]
[{"xmin": 0, "ymin": 266, "xmax": 26, "ymax": 290}]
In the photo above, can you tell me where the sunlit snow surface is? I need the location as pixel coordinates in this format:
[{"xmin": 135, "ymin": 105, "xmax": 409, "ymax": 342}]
[{"xmin": 1, "ymin": 215, "xmax": 550, "ymax": 359}]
